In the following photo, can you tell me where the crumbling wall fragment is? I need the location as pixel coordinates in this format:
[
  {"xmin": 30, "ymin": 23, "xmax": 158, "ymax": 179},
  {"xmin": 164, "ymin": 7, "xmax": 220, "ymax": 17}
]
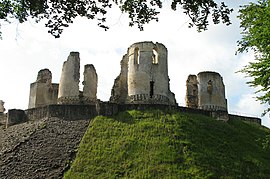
[
  {"xmin": 28, "ymin": 69, "xmax": 59, "ymax": 108},
  {"xmin": 0, "ymin": 100, "xmax": 5, "ymax": 113},
  {"xmin": 82, "ymin": 64, "xmax": 98, "ymax": 104},
  {"xmin": 185, "ymin": 75, "xmax": 198, "ymax": 108},
  {"xmin": 110, "ymin": 55, "xmax": 128, "ymax": 104},
  {"xmin": 197, "ymin": 71, "xmax": 227, "ymax": 111}
]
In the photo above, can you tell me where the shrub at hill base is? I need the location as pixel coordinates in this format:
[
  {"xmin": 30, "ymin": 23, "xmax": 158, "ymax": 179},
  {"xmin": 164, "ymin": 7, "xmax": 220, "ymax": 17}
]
[{"xmin": 64, "ymin": 110, "xmax": 270, "ymax": 178}]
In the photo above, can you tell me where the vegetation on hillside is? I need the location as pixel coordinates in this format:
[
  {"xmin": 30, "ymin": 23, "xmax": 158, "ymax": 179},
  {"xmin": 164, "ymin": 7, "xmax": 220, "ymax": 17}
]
[{"xmin": 64, "ymin": 110, "xmax": 270, "ymax": 178}]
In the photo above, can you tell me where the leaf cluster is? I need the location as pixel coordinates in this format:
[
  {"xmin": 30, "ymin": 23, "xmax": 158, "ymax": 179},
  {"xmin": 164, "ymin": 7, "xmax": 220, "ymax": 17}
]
[
  {"xmin": 0, "ymin": 0, "xmax": 233, "ymax": 38},
  {"xmin": 171, "ymin": 0, "xmax": 232, "ymax": 31},
  {"xmin": 237, "ymin": 0, "xmax": 270, "ymax": 115}
]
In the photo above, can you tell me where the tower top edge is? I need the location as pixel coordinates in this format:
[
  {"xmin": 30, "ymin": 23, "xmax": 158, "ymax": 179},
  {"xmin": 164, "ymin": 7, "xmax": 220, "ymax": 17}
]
[
  {"xmin": 69, "ymin": 51, "xmax": 80, "ymax": 57},
  {"xmin": 197, "ymin": 71, "xmax": 221, "ymax": 76},
  {"xmin": 129, "ymin": 41, "xmax": 167, "ymax": 50}
]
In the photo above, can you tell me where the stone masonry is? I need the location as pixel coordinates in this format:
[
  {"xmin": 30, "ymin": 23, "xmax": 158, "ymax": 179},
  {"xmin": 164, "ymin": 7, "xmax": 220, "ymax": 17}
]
[
  {"xmin": 58, "ymin": 52, "xmax": 81, "ymax": 104},
  {"xmin": 0, "ymin": 100, "xmax": 5, "ymax": 113},
  {"xmin": 186, "ymin": 75, "xmax": 198, "ymax": 108},
  {"xmin": 110, "ymin": 55, "xmax": 128, "ymax": 104},
  {"xmin": 0, "ymin": 100, "xmax": 6, "ymax": 126},
  {"xmin": 110, "ymin": 41, "xmax": 176, "ymax": 105},
  {"xmin": 28, "ymin": 69, "xmax": 59, "ymax": 108},
  {"xmin": 82, "ymin": 64, "xmax": 98, "ymax": 104},
  {"xmin": 57, "ymin": 52, "xmax": 98, "ymax": 105},
  {"xmin": 186, "ymin": 71, "xmax": 227, "ymax": 112}
]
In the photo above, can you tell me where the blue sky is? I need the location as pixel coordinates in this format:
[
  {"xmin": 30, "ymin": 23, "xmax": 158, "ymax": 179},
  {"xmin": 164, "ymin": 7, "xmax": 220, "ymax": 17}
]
[{"xmin": 0, "ymin": 0, "xmax": 269, "ymax": 127}]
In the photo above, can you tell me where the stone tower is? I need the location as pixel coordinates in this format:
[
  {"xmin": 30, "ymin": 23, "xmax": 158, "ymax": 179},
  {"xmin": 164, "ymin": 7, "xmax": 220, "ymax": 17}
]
[
  {"xmin": 28, "ymin": 69, "xmax": 59, "ymax": 108},
  {"xmin": 186, "ymin": 75, "xmax": 198, "ymax": 108},
  {"xmin": 58, "ymin": 52, "xmax": 80, "ymax": 104},
  {"xmin": 82, "ymin": 64, "xmax": 98, "ymax": 104},
  {"xmin": 185, "ymin": 71, "xmax": 227, "ymax": 111},
  {"xmin": 110, "ymin": 41, "xmax": 176, "ymax": 105},
  {"xmin": 197, "ymin": 71, "xmax": 227, "ymax": 111}
]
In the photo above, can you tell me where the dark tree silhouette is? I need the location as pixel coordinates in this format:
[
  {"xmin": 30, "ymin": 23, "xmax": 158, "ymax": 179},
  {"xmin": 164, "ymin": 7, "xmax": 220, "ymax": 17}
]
[{"xmin": 0, "ymin": 0, "xmax": 233, "ymax": 38}]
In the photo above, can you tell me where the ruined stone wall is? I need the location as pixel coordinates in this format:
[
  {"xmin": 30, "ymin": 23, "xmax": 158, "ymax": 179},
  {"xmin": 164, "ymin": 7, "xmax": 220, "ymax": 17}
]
[
  {"xmin": 0, "ymin": 113, "xmax": 7, "ymax": 127},
  {"xmin": 28, "ymin": 82, "xmax": 59, "ymax": 108},
  {"xmin": 82, "ymin": 64, "xmax": 97, "ymax": 104},
  {"xmin": 0, "ymin": 100, "xmax": 5, "ymax": 113},
  {"xmin": 229, "ymin": 114, "xmax": 261, "ymax": 125},
  {"xmin": 6, "ymin": 109, "xmax": 26, "ymax": 127},
  {"xmin": 186, "ymin": 75, "xmax": 198, "ymax": 108},
  {"xmin": 110, "ymin": 55, "xmax": 128, "ymax": 104},
  {"xmin": 197, "ymin": 72, "xmax": 227, "ymax": 111},
  {"xmin": 26, "ymin": 105, "xmax": 97, "ymax": 121},
  {"xmin": 4, "ymin": 103, "xmax": 261, "ymax": 127},
  {"xmin": 28, "ymin": 69, "xmax": 59, "ymax": 109},
  {"xmin": 58, "ymin": 52, "xmax": 80, "ymax": 104}
]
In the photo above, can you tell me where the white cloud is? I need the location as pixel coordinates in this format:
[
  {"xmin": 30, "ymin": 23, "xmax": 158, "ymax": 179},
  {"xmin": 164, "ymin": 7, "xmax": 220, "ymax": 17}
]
[{"xmin": 232, "ymin": 93, "xmax": 270, "ymax": 127}]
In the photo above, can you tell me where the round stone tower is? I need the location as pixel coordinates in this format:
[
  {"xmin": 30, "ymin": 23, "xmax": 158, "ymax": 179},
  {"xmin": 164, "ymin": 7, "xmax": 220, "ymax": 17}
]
[
  {"xmin": 197, "ymin": 71, "xmax": 227, "ymax": 111},
  {"xmin": 126, "ymin": 41, "xmax": 176, "ymax": 105}
]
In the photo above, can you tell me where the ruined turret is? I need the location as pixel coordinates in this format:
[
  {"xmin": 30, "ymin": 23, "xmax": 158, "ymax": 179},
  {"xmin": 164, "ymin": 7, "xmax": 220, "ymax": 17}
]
[
  {"xmin": 185, "ymin": 71, "xmax": 227, "ymax": 111},
  {"xmin": 82, "ymin": 64, "xmax": 98, "ymax": 104},
  {"xmin": 58, "ymin": 52, "xmax": 80, "ymax": 104},
  {"xmin": 110, "ymin": 41, "xmax": 176, "ymax": 105},
  {"xmin": 28, "ymin": 69, "xmax": 59, "ymax": 108},
  {"xmin": 197, "ymin": 71, "xmax": 227, "ymax": 111},
  {"xmin": 186, "ymin": 75, "xmax": 198, "ymax": 108}
]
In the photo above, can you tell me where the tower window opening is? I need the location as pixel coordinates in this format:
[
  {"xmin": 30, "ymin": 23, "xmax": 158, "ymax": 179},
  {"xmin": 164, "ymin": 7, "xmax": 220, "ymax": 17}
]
[
  {"xmin": 152, "ymin": 48, "xmax": 158, "ymax": 64},
  {"xmin": 150, "ymin": 81, "xmax": 154, "ymax": 98},
  {"xmin": 134, "ymin": 47, "xmax": 140, "ymax": 64},
  {"xmin": 207, "ymin": 80, "xmax": 213, "ymax": 94}
]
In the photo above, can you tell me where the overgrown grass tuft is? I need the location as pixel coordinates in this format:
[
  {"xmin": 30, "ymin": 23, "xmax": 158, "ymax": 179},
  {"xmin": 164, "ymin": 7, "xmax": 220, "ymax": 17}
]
[{"xmin": 64, "ymin": 110, "xmax": 270, "ymax": 178}]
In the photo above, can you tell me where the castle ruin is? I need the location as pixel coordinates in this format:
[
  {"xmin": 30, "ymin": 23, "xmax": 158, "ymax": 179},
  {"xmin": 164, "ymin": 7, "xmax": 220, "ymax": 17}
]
[
  {"xmin": 186, "ymin": 71, "xmax": 227, "ymax": 111},
  {"xmin": 28, "ymin": 69, "xmax": 59, "ymax": 108},
  {"xmin": 110, "ymin": 41, "xmax": 176, "ymax": 105},
  {"xmin": 0, "ymin": 41, "xmax": 261, "ymax": 128},
  {"xmin": 28, "ymin": 52, "xmax": 97, "ymax": 108}
]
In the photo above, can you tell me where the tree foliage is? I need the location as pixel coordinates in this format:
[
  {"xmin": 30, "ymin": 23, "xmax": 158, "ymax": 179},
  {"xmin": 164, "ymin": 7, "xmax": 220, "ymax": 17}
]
[
  {"xmin": 0, "ymin": 0, "xmax": 233, "ymax": 38},
  {"xmin": 237, "ymin": 0, "xmax": 270, "ymax": 115}
]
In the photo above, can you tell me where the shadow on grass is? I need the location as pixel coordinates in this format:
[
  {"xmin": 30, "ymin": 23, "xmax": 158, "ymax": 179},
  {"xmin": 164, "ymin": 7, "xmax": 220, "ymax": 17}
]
[{"xmin": 113, "ymin": 111, "xmax": 135, "ymax": 124}]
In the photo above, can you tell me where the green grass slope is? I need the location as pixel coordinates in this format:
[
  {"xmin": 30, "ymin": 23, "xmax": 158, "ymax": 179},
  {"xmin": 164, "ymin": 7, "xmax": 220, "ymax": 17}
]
[{"xmin": 64, "ymin": 110, "xmax": 270, "ymax": 178}]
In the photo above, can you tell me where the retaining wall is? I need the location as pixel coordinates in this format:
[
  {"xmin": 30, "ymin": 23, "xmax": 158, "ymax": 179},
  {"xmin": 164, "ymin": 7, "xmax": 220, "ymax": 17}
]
[{"xmin": 6, "ymin": 102, "xmax": 261, "ymax": 127}]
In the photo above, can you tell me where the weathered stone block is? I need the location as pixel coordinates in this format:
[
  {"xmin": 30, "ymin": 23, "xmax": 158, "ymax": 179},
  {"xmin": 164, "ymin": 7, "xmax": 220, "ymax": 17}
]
[
  {"xmin": 0, "ymin": 100, "xmax": 5, "ymax": 113},
  {"xmin": 28, "ymin": 69, "xmax": 59, "ymax": 108},
  {"xmin": 6, "ymin": 109, "xmax": 26, "ymax": 127}
]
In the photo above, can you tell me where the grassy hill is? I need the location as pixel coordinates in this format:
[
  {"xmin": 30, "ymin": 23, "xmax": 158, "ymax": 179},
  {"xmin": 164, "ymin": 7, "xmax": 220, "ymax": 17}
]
[{"xmin": 64, "ymin": 109, "xmax": 270, "ymax": 178}]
